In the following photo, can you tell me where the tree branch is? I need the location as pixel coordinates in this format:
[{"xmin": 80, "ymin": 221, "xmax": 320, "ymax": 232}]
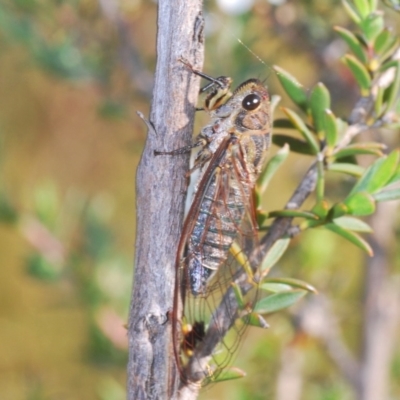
[{"xmin": 127, "ymin": 1, "xmax": 204, "ymax": 399}]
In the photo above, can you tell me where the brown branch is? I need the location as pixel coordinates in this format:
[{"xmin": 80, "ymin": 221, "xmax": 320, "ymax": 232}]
[{"xmin": 127, "ymin": 1, "xmax": 204, "ymax": 399}]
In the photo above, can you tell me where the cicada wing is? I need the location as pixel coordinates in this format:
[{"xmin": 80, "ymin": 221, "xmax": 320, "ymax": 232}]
[{"xmin": 178, "ymin": 141, "xmax": 261, "ymax": 384}]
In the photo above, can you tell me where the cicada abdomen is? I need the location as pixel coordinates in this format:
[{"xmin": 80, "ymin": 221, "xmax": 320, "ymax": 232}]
[{"xmin": 156, "ymin": 60, "xmax": 271, "ymax": 385}]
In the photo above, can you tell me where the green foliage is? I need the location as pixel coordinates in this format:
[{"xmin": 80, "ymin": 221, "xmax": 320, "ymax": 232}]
[
  {"xmin": 261, "ymin": 0, "xmax": 400, "ymax": 260},
  {"xmin": 254, "ymin": 290, "xmax": 307, "ymax": 314}
]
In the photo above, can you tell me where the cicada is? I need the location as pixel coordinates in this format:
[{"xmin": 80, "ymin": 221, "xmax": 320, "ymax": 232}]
[{"xmin": 156, "ymin": 59, "xmax": 271, "ymax": 385}]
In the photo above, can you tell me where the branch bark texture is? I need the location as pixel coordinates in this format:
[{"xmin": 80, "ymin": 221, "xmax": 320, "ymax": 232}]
[{"xmin": 127, "ymin": 1, "xmax": 204, "ymax": 399}]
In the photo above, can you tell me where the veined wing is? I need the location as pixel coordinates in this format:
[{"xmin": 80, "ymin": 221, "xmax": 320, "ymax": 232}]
[
  {"xmin": 159, "ymin": 68, "xmax": 271, "ymax": 385},
  {"xmin": 174, "ymin": 128, "xmax": 269, "ymax": 384}
]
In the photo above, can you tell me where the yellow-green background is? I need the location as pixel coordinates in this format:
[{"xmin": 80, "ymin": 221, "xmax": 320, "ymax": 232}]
[{"xmin": 0, "ymin": 1, "xmax": 399, "ymax": 399}]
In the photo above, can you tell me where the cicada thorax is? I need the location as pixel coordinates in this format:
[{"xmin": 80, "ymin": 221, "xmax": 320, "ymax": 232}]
[
  {"xmin": 174, "ymin": 73, "xmax": 271, "ymax": 384},
  {"xmin": 184, "ymin": 79, "xmax": 271, "ymax": 296}
]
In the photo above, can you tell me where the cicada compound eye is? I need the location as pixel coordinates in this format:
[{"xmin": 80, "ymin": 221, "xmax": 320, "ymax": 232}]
[{"xmin": 242, "ymin": 93, "xmax": 261, "ymax": 111}]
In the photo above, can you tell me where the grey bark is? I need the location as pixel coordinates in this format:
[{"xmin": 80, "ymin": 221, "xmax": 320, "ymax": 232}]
[{"xmin": 127, "ymin": 1, "xmax": 204, "ymax": 399}]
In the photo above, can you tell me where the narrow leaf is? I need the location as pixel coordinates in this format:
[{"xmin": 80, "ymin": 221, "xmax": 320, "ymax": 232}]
[
  {"xmin": 281, "ymin": 107, "xmax": 320, "ymax": 154},
  {"xmin": 344, "ymin": 192, "xmax": 376, "ymax": 216},
  {"xmin": 257, "ymin": 144, "xmax": 290, "ymax": 194},
  {"xmin": 309, "ymin": 83, "xmax": 331, "ymax": 136},
  {"xmin": 387, "ymin": 165, "xmax": 400, "ymax": 185},
  {"xmin": 360, "ymin": 13, "xmax": 384, "ymax": 42},
  {"xmin": 334, "ymin": 26, "xmax": 367, "ymax": 62},
  {"xmin": 351, "ymin": 150, "xmax": 400, "ymax": 195},
  {"xmin": 384, "ymin": 61, "xmax": 400, "ymax": 112},
  {"xmin": 246, "ymin": 312, "xmax": 270, "ymax": 328},
  {"xmin": 342, "ymin": 0, "xmax": 362, "ymax": 23},
  {"xmin": 230, "ymin": 241, "xmax": 253, "ymax": 279},
  {"xmin": 212, "ymin": 367, "xmax": 246, "ymax": 382},
  {"xmin": 260, "ymin": 237, "xmax": 291, "ymax": 274},
  {"xmin": 261, "ymin": 278, "xmax": 317, "ymax": 293},
  {"xmin": 342, "ymin": 55, "xmax": 371, "ymax": 95},
  {"xmin": 373, "ymin": 188, "xmax": 400, "ymax": 202},
  {"xmin": 231, "ymin": 282, "xmax": 245, "ymax": 309},
  {"xmin": 374, "ymin": 85, "xmax": 385, "ymax": 117},
  {"xmin": 371, "ymin": 150, "xmax": 400, "ymax": 189},
  {"xmin": 333, "ymin": 216, "xmax": 373, "ymax": 232},
  {"xmin": 350, "ymin": 157, "xmax": 385, "ymax": 194},
  {"xmin": 379, "ymin": 36, "xmax": 400, "ymax": 63},
  {"xmin": 260, "ymin": 283, "xmax": 293, "ymax": 293},
  {"xmin": 374, "ymin": 28, "xmax": 393, "ymax": 54},
  {"xmin": 328, "ymin": 162, "xmax": 365, "ymax": 177},
  {"xmin": 334, "ymin": 142, "xmax": 385, "ymax": 159},
  {"xmin": 254, "ymin": 290, "xmax": 307, "ymax": 314},
  {"xmin": 324, "ymin": 109, "xmax": 338, "ymax": 147},
  {"xmin": 354, "ymin": 0, "xmax": 371, "ymax": 18},
  {"xmin": 325, "ymin": 223, "xmax": 373, "ymax": 255},
  {"xmin": 274, "ymin": 66, "xmax": 308, "ymax": 111}
]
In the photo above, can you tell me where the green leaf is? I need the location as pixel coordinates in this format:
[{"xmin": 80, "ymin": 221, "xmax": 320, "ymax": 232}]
[
  {"xmin": 373, "ymin": 188, "xmax": 400, "ymax": 202},
  {"xmin": 379, "ymin": 36, "xmax": 400, "ymax": 63},
  {"xmin": 212, "ymin": 367, "xmax": 246, "ymax": 382},
  {"xmin": 230, "ymin": 242, "xmax": 253, "ymax": 279},
  {"xmin": 272, "ymin": 134, "xmax": 316, "ymax": 155},
  {"xmin": 350, "ymin": 150, "xmax": 400, "ymax": 194},
  {"xmin": 333, "ymin": 216, "xmax": 373, "ymax": 232},
  {"xmin": 231, "ymin": 282, "xmax": 245, "ymax": 309},
  {"xmin": 334, "ymin": 26, "xmax": 367, "ymax": 62},
  {"xmin": 257, "ymin": 144, "xmax": 289, "ymax": 194},
  {"xmin": 374, "ymin": 85, "xmax": 385, "ymax": 117},
  {"xmin": 311, "ymin": 200, "xmax": 329, "ymax": 218},
  {"xmin": 360, "ymin": 13, "xmax": 384, "ymax": 42},
  {"xmin": 384, "ymin": 62, "xmax": 400, "ymax": 112},
  {"xmin": 344, "ymin": 192, "xmax": 376, "ymax": 216},
  {"xmin": 325, "ymin": 223, "xmax": 373, "ymax": 255},
  {"xmin": 334, "ymin": 142, "xmax": 385, "ymax": 159},
  {"xmin": 367, "ymin": 0, "xmax": 378, "ymax": 12},
  {"xmin": 387, "ymin": 165, "xmax": 400, "ymax": 185},
  {"xmin": 273, "ymin": 66, "xmax": 308, "ymax": 111},
  {"xmin": 354, "ymin": 0, "xmax": 371, "ymax": 18},
  {"xmin": 309, "ymin": 83, "xmax": 331, "ymax": 137},
  {"xmin": 281, "ymin": 108, "xmax": 320, "ymax": 154},
  {"xmin": 374, "ymin": 28, "xmax": 393, "ymax": 55},
  {"xmin": 329, "ymin": 203, "xmax": 349, "ymax": 219},
  {"xmin": 260, "ymin": 283, "xmax": 293, "ymax": 293},
  {"xmin": 246, "ymin": 312, "xmax": 270, "ymax": 328},
  {"xmin": 342, "ymin": 55, "xmax": 371, "ymax": 95},
  {"xmin": 328, "ymin": 163, "xmax": 365, "ymax": 177},
  {"xmin": 254, "ymin": 290, "xmax": 307, "ymax": 314},
  {"xmin": 260, "ymin": 237, "xmax": 291, "ymax": 274},
  {"xmin": 324, "ymin": 109, "xmax": 338, "ymax": 147},
  {"xmin": 261, "ymin": 278, "xmax": 317, "ymax": 293},
  {"xmin": 342, "ymin": 0, "xmax": 362, "ymax": 23}
]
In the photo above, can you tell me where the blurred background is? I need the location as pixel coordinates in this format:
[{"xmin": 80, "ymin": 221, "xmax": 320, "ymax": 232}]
[{"xmin": 0, "ymin": 0, "xmax": 399, "ymax": 399}]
